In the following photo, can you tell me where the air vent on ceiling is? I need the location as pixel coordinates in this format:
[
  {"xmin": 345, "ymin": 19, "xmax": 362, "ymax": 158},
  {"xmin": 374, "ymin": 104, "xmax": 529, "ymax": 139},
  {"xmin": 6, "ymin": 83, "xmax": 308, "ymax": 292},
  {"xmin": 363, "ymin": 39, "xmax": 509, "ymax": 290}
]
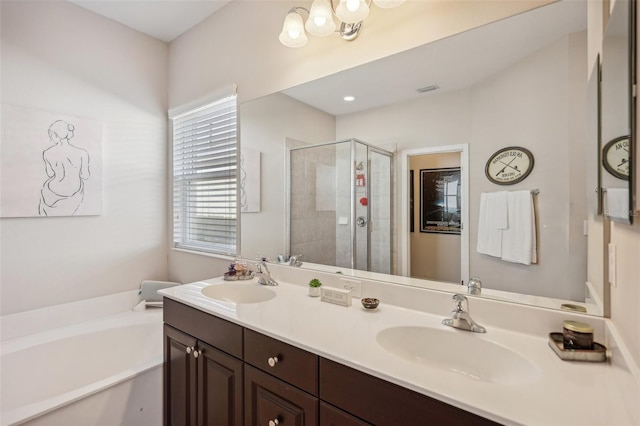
[{"xmin": 416, "ymin": 84, "xmax": 440, "ymax": 93}]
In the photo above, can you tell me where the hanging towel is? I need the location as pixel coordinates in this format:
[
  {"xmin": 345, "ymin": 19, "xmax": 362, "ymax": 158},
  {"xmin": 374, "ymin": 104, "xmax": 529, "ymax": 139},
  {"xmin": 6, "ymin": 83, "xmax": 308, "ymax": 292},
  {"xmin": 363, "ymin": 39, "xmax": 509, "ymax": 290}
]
[
  {"xmin": 476, "ymin": 191, "xmax": 508, "ymax": 257},
  {"xmin": 604, "ymin": 188, "xmax": 629, "ymax": 221},
  {"xmin": 501, "ymin": 191, "xmax": 537, "ymax": 265}
]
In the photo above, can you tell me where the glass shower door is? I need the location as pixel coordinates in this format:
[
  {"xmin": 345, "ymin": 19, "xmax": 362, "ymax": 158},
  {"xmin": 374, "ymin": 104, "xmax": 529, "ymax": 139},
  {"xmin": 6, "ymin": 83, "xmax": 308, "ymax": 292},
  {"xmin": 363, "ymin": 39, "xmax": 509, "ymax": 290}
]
[{"xmin": 368, "ymin": 149, "xmax": 392, "ymax": 274}]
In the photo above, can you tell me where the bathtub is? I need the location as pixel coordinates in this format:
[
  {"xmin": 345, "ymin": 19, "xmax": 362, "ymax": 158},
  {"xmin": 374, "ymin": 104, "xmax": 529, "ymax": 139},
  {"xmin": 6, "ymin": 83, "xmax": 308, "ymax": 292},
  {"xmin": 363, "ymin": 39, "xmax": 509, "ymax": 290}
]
[{"xmin": 0, "ymin": 291, "xmax": 164, "ymax": 426}]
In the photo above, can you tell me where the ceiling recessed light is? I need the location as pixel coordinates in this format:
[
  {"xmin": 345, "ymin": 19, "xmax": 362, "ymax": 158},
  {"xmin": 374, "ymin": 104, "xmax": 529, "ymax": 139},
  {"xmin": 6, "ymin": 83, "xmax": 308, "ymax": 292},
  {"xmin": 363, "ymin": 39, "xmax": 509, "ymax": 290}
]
[{"xmin": 343, "ymin": 96, "xmax": 356, "ymax": 101}]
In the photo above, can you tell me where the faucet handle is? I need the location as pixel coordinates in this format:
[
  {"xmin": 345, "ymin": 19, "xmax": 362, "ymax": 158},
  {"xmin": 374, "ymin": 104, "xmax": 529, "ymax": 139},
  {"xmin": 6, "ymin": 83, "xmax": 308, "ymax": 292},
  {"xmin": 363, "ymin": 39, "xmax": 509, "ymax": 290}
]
[{"xmin": 452, "ymin": 294, "xmax": 468, "ymax": 313}]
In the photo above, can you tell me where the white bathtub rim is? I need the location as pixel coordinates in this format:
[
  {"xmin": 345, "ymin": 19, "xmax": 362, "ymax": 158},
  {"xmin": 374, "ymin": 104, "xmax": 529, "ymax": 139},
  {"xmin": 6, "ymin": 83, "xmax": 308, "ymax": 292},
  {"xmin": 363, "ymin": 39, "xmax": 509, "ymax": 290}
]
[
  {"xmin": 1, "ymin": 361, "xmax": 163, "ymax": 426},
  {"xmin": 1, "ymin": 309, "xmax": 162, "ymax": 357},
  {"xmin": 1, "ymin": 309, "xmax": 163, "ymax": 426},
  {"xmin": 0, "ymin": 290, "xmax": 144, "ymax": 342}
]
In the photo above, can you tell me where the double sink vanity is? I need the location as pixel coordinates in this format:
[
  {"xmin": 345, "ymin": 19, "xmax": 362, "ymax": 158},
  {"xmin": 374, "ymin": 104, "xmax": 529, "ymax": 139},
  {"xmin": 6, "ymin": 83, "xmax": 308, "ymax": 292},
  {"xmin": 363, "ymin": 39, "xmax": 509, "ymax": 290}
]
[{"xmin": 160, "ymin": 264, "xmax": 637, "ymax": 425}]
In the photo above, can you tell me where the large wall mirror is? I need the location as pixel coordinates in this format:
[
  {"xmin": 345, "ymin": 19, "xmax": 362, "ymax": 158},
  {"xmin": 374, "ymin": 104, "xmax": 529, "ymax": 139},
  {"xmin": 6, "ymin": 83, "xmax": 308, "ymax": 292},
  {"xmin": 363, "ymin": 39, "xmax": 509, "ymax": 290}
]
[
  {"xmin": 601, "ymin": 0, "xmax": 636, "ymax": 224},
  {"xmin": 239, "ymin": 1, "xmax": 608, "ymax": 315}
]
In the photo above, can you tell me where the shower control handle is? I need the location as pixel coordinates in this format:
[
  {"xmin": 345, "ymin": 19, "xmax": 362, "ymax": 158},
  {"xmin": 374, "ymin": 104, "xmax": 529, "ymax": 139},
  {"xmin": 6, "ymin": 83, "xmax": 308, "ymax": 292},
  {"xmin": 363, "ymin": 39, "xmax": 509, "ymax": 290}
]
[{"xmin": 357, "ymin": 216, "xmax": 367, "ymax": 227}]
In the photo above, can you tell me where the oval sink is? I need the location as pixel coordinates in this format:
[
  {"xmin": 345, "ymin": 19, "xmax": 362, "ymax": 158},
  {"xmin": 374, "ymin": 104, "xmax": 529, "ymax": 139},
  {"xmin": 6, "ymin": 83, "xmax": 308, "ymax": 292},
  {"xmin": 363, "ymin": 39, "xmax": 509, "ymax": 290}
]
[
  {"xmin": 376, "ymin": 326, "xmax": 538, "ymax": 384},
  {"xmin": 201, "ymin": 283, "xmax": 276, "ymax": 304}
]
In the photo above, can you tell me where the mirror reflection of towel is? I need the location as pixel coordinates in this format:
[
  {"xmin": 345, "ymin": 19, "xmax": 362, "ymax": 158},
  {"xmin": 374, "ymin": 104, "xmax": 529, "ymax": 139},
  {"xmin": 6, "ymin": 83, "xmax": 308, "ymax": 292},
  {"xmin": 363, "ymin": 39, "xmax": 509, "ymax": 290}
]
[
  {"xmin": 477, "ymin": 192, "xmax": 508, "ymax": 257},
  {"xmin": 501, "ymin": 191, "xmax": 537, "ymax": 265},
  {"xmin": 476, "ymin": 190, "xmax": 537, "ymax": 265},
  {"xmin": 604, "ymin": 188, "xmax": 629, "ymax": 221}
]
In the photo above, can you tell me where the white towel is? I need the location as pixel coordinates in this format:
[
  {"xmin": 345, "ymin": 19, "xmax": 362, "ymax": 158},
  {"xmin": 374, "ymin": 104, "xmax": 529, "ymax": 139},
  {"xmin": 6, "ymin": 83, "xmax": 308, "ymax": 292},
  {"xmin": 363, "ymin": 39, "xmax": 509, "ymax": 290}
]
[
  {"xmin": 476, "ymin": 191, "xmax": 508, "ymax": 257},
  {"xmin": 501, "ymin": 191, "xmax": 537, "ymax": 265},
  {"xmin": 604, "ymin": 188, "xmax": 629, "ymax": 220}
]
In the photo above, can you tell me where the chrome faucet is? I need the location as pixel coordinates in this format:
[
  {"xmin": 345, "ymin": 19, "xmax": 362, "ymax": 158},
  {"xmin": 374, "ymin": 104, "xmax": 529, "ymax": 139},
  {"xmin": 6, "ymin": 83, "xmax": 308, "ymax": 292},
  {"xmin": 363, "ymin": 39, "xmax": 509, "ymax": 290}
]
[
  {"xmin": 255, "ymin": 259, "xmax": 279, "ymax": 286},
  {"xmin": 467, "ymin": 276, "xmax": 482, "ymax": 295},
  {"xmin": 288, "ymin": 254, "xmax": 303, "ymax": 267},
  {"xmin": 442, "ymin": 294, "xmax": 486, "ymax": 333}
]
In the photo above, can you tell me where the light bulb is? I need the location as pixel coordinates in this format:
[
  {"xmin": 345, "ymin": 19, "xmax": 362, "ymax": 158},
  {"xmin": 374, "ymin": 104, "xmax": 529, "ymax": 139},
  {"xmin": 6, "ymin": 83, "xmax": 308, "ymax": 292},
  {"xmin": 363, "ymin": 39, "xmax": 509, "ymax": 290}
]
[
  {"xmin": 279, "ymin": 11, "xmax": 308, "ymax": 48},
  {"xmin": 346, "ymin": 0, "xmax": 360, "ymax": 12},
  {"xmin": 372, "ymin": 0, "xmax": 406, "ymax": 8},
  {"xmin": 305, "ymin": 0, "xmax": 336, "ymax": 37},
  {"xmin": 335, "ymin": 0, "xmax": 369, "ymax": 24}
]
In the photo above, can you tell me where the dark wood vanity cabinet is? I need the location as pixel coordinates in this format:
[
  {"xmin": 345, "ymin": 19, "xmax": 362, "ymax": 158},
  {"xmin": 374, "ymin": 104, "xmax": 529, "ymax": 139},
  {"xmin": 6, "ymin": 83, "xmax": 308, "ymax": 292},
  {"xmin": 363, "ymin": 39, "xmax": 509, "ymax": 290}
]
[
  {"xmin": 163, "ymin": 325, "xmax": 243, "ymax": 426},
  {"xmin": 164, "ymin": 298, "xmax": 499, "ymax": 426}
]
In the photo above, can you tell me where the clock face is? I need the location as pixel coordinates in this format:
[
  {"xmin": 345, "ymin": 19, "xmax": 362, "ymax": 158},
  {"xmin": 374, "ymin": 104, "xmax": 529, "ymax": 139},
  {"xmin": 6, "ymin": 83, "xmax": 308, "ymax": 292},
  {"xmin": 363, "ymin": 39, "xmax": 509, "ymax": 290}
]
[
  {"xmin": 485, "ymin": 147, "xmax": 534, "ymax": 185},
  {"xmin": 602, "ymin": 136, "xmax": 630, "ymax": 180}
]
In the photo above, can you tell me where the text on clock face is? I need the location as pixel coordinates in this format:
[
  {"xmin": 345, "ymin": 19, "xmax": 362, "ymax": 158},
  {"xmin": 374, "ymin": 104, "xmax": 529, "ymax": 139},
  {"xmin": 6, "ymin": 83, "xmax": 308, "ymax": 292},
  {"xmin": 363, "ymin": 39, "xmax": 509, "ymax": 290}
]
[
  {"xmin": 613, "ymin": 139, "xmax": 629, "ymax": 150},
  {"xmin": 491, "ymin": 151, "xmax": 524, "ymax": 165}
]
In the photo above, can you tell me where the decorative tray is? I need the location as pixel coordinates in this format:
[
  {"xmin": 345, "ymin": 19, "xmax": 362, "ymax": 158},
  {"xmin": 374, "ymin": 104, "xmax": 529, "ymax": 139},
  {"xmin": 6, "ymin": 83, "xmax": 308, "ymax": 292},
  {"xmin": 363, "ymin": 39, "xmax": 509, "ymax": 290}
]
[
  {"xmin": 548, "ymin": 332, "xmax": 608, "ymax": 362},
  {"xmin": 223, "ymin": 272, "xmax": 254, "ymax": 281}
]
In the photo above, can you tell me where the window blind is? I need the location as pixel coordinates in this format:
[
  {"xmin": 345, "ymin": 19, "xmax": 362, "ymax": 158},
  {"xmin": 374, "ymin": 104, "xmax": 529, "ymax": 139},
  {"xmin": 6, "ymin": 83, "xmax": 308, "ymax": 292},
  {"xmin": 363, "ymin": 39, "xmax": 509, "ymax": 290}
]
[{"xmin": 171, "ymin": 93, "xmax": 238, "ymax": 256}]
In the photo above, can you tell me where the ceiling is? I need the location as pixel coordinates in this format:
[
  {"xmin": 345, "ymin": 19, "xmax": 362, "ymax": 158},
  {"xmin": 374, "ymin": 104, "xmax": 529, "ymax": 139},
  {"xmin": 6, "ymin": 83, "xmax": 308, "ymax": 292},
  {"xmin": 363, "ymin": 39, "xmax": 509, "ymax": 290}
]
[
  {"xmin": 68, "ymin": 0, "xmax": 233, "ymax": 43},
  {"xmin": 282, "ymin": 0, "xmax": 586, "ymax": 116},
  {"xmin": 67, "ymin": 0, "xmax": 586, "ymax": 115}
]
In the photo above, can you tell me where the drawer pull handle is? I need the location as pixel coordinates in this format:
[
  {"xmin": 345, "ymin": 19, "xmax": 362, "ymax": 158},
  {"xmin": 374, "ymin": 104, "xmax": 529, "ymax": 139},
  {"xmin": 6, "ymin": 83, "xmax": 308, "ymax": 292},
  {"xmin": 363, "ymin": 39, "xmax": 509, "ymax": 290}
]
[
  {"xmin": 267, "ymin": 356, "xmax": 279, "ymax": 367},
  {"xmin": 268, "ymin": 419, "xmax": 279, "ymax": 426}
]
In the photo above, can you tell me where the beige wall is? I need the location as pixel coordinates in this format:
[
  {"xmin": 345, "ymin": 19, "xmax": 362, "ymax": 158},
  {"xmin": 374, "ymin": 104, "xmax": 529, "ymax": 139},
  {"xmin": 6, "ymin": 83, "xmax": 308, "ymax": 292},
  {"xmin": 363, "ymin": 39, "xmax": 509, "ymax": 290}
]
[
  {"xmin": 0, "ymin": 1, "xmax": 169, "ymax": 315},
  {"xmin": 409, "ymin": 153, "xmax": 461, "ymax": 283}
]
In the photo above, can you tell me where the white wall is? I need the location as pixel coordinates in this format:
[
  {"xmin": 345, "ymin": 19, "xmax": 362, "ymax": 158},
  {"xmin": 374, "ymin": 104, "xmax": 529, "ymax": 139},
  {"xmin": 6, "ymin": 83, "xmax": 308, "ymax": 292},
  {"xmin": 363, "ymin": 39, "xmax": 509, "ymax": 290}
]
[{"xmin": 0, "ymin": 1, "xmax": 169, "ymax": 315}]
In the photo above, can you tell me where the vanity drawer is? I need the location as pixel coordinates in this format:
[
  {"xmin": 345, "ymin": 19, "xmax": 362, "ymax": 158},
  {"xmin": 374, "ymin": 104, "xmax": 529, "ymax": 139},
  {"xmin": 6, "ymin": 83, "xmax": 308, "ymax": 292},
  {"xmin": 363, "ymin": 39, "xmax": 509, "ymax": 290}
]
[
  {"xmin": 163, "ymin": 298, "xmax": 243, "ymax": 359},
  {"xmin": 244, "ymin": 328, "xmax": 318, "ymax": 395},
  {"xmin": 320, "ymin": 358, "xmax": 499, "ymax": 426}
]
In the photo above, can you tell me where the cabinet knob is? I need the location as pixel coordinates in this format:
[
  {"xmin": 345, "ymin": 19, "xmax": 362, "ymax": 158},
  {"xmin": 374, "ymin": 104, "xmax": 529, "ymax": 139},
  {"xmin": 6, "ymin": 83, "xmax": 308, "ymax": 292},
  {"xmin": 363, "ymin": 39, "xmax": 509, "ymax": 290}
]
[
  {"xmin": 193, "ymin": 350, "xmax": 200, "ymax": 359},
  {"xmin": 186, "ymin": 346, "xmax": 193, "ymax": 354},
  {"xmin": 267, "ymin": 356, "xmax": 279, "ymax": 367},
  {"xmin": 268, "ymin": 419, "xmax": 279, "ymax": 426}
]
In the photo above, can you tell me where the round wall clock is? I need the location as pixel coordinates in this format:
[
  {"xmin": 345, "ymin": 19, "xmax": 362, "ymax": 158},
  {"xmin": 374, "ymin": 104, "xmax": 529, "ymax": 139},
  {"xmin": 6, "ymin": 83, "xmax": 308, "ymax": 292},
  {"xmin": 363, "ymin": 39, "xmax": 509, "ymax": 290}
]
[
  {"xmin": 485, "ymin": 146, "xmax": 535, "ymax": 185},
  {"xmin": 602, "ymin": 136, "xmax": 629, "ymax": 180}
]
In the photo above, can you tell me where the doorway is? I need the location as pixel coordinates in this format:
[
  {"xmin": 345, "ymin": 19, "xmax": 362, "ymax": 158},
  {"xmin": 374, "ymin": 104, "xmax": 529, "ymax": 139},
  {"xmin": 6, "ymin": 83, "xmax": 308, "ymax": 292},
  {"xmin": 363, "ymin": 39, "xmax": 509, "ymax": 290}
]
[{"xmin": 400, "ymin": 145, "xmax": 469, "ymax": 284}]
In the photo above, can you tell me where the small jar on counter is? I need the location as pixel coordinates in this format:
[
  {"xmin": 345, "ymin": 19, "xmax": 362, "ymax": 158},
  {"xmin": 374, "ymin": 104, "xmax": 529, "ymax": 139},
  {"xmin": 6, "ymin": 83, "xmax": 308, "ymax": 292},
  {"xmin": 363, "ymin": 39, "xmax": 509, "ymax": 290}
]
[{"xmin": 563, "ymin": 320, "xmax": 594, "ymax": 350}]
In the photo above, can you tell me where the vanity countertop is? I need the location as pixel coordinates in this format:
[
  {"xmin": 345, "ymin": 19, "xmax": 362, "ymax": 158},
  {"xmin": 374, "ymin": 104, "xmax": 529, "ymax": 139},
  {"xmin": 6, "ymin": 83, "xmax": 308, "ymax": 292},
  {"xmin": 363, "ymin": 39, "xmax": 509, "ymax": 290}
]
[{"xmin": 160, "ymin": 277, "xmax": 636, "ymax": 426}]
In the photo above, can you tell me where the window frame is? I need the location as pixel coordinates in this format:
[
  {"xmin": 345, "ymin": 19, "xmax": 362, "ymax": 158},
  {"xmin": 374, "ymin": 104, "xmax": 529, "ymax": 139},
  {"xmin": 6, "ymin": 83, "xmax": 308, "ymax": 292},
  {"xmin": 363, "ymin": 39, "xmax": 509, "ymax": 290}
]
[{"xmin": 169, "ymin": 85, "xmax": 240, "ymax": 257}]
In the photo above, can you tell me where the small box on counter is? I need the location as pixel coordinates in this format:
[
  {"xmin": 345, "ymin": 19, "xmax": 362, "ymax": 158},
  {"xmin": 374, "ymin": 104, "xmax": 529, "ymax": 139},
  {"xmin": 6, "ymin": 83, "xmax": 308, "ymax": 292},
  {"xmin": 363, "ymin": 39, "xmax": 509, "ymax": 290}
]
[{"xmin": 321, "ymin": 287, "xmax": 352, "ymax": 307}]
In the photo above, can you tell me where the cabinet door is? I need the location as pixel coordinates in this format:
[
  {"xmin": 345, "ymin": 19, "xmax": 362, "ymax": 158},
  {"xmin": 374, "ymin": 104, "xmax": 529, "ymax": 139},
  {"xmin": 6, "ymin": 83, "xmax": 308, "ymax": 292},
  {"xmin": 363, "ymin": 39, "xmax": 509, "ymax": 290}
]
[
  {"xmin": 164, "ymin": 325, "xmax": 197, "ymax": 426},
  {"xmin": 319, "ymin": 402, "xmax": 371, "ymax": 426},
  {"xmin": 245, "ymin": 365, "xmax": 318, "ymax": 426},
  {"xmin": 197, "ymin": 340, "xmax": 244, "ymax": 426}
]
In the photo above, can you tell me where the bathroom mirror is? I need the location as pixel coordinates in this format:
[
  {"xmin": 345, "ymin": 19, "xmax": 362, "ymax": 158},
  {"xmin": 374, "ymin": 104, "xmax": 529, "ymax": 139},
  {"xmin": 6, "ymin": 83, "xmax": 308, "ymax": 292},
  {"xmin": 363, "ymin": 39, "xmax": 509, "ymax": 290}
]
[
  {"xmin": 601, "ymin": 0, "xmax": 635, "ymax": 224},
  {"xmin": 239, "ymin": 1, "xmax": 604, "ymax": 315}
]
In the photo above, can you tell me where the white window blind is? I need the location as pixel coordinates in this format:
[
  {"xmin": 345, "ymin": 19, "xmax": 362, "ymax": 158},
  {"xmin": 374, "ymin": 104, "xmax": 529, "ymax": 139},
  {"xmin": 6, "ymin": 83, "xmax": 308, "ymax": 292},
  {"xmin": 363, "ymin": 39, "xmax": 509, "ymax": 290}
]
[{"xmin": 171, "ymin": 92, "xmax": 238, "ymax": 256}]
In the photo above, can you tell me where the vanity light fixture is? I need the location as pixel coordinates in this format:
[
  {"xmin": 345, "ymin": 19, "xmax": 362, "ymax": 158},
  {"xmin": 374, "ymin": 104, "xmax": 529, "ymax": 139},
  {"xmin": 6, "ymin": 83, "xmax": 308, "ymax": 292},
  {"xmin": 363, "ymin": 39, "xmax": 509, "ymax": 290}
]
[
  {"xmin": 344, "ymin": 95, "xmax": 356, "ymax": 101},
  {"xmin": 279, "ymin": 0, "xmax": 406, "ymax": 48}
]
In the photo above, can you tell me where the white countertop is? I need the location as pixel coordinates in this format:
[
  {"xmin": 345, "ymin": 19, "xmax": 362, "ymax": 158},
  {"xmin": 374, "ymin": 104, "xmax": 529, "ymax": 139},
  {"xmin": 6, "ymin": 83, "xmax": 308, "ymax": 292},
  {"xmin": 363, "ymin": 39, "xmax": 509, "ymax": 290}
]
[{"xmin": 160, "ymin": 277, "xmax": 636, "ymax": 426}]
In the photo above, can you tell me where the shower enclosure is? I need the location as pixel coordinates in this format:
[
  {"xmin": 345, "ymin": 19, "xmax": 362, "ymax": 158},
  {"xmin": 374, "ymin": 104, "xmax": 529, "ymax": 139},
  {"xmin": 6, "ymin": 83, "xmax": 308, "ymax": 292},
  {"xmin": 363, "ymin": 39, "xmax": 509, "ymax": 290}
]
[{"xmin": 287, "ymin": 139, "xmax": 393, "ymax": 274}]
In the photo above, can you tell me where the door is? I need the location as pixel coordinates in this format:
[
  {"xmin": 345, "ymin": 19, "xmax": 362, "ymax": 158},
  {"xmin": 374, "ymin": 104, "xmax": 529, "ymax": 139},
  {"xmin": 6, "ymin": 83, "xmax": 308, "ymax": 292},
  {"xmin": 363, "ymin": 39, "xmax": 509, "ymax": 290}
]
[
  {"xmin": 164, "ymin": 325, "xmax": 197, "ymax": 426},
  {"xmin": 198, "ymin": 341, "xmax": 244, "ymax": 426}
]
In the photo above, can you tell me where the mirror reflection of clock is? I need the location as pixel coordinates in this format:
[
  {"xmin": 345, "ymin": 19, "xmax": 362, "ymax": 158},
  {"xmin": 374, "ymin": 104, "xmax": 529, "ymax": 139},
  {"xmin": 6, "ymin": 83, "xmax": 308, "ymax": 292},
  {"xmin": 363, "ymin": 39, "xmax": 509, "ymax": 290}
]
[
  {"xmin": 602, "ymin": 136, "xmax": 630, "ymax": 180},
  {"xmin": 485, "ymin": 146, "xmax": 535, "ymax": 185}
]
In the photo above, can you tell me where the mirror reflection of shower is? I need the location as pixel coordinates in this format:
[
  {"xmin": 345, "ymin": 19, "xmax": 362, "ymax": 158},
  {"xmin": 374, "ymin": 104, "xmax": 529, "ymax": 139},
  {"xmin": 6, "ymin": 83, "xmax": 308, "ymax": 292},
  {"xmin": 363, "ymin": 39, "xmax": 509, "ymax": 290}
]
[{"xmin": 287, "ymin": 139, "xmax": 393, "ymax": 274}]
